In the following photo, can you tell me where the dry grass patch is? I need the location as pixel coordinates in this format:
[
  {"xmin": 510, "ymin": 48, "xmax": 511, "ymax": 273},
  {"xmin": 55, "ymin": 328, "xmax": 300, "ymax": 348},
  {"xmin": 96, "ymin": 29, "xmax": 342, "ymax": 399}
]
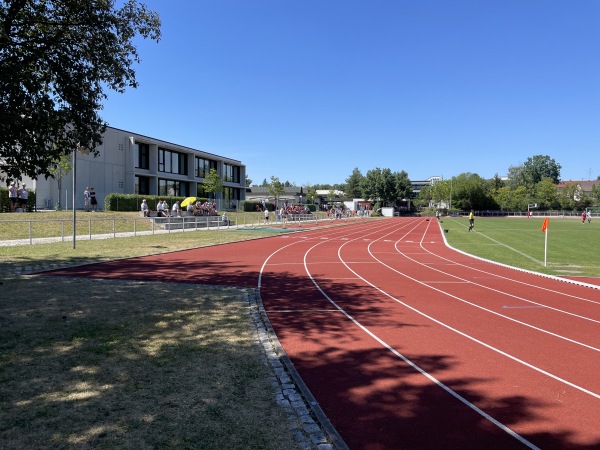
[{"xmin": 0, "ymin": 276, "xmax": 300, "ymax": 450}]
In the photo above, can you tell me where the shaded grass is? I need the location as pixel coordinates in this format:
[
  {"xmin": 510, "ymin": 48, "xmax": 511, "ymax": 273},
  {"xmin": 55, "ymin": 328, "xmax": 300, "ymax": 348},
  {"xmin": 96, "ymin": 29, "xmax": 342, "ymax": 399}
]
[
  {"xmin": 0, "ymin": 229, "xmax": 279, "ymax": 276},
  {"xmin": 0, "ymin": 278, "xmax": 301, "ymax": 450},
  {"xmin": 441, "ymin": 216, "xmax": 600, "ymax": 278}
]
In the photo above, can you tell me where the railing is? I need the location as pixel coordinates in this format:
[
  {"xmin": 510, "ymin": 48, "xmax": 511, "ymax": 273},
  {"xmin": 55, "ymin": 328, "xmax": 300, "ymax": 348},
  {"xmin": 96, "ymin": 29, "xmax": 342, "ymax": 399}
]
[{"xmin": 0, "ymin": 213, "xmax": 341, "ymax": 246}]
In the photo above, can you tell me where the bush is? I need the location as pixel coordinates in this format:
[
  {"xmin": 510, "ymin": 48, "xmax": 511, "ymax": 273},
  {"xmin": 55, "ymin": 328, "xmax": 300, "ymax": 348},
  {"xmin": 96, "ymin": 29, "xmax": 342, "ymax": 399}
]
[{"xmin": 243, "ymin": 201, "xmax": 276, "ymax": 212}]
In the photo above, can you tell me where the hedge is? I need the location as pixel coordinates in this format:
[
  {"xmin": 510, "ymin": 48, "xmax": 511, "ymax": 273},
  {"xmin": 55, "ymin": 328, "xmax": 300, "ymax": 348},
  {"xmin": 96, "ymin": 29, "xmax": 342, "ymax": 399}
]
[{"xmin": 104, "ymin": 194, "xmax": 210, "ymax": 212}]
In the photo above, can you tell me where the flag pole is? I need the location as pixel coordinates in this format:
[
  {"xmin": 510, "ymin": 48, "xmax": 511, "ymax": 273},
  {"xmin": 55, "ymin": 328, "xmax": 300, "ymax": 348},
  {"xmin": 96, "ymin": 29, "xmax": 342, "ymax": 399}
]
[{"xmin": 544, "ymin": 226, "xmax": 548, "ymax": 267}]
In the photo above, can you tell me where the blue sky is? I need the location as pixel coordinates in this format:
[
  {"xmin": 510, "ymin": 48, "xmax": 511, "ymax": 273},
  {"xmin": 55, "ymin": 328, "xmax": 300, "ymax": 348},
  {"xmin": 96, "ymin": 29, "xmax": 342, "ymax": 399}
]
[{"xmin": 103, "ymin": 0, "xmax": 599, "ymax": 186}]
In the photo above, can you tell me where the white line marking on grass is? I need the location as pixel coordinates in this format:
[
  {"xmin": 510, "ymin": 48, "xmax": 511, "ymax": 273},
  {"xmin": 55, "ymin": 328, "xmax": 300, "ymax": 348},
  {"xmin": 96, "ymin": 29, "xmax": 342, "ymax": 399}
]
[{"xmin": 476, "ymin": 232, "xmax": 543, "ymax": 265}]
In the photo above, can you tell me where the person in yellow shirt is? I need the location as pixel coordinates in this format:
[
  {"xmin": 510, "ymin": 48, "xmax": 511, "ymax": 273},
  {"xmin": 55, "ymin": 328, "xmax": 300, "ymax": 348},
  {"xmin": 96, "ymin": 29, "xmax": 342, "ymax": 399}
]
[{"xmin": 468, "ymin": 211, "xmax": 475, "ymax": 232}]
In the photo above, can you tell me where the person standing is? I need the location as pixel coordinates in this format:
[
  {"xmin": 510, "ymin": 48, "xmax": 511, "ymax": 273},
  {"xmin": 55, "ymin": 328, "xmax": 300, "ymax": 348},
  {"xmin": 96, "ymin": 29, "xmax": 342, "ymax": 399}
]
[
  {"xmin": 264, "ymin": 208, "xmax": 269, "ymax": 224},
  {"xmin": 582, "ymin": 211, "xmax": 586, "ymax": 224},
  {"xmin": 19, "ymin": 184, "xmax": 28, "ymax": 211},
  {"xmin": 468, "ymin": 210, "xmax": 475, "ymax": 232},
  {"xmin": 90, "ymin": 188, "xmax": 97, "ymax": 211},
  {"xmin": 8, "ymin": 181, "xmax": 18, "ymax": 212},
  {"xmin": 83, "ymin": 187, "xmax": 91, "ymax": 212},
  {"xmin": 588, "ymin": 211, "xmax": 592, "ymax": 223}
]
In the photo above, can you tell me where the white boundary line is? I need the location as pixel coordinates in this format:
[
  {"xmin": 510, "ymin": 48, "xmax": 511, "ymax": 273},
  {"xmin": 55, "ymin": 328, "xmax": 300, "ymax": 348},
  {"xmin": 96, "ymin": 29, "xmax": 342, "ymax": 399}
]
[{"xmin": 296, "ymin": 220, "xmax": 542, "ymax": 449}]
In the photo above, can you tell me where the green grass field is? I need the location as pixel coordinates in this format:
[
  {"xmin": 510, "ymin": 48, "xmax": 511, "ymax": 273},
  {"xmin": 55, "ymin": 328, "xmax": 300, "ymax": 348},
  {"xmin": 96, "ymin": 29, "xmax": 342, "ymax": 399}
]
[{"xmin": 440, "ymin": 215, "xmax": 600, "ymax": 279}]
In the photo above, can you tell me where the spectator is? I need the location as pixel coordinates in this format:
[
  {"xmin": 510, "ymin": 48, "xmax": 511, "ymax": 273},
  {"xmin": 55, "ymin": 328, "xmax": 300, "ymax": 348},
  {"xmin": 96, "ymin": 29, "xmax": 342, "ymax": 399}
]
[
  {"xmin": 8, "ymin": 181, "xmax": 18, "ymax": 212},
  {"xmin": 19, "ymin": 184, "xmax": 28, "ymax": 211},
  {"xmin": 172, "ymin": 201, "xmax": 181, "ymax": 216},
  {"xmin": 90, "ymin": 188, "xmax": 97, "ymax": 211},
  {"xmin": 83, "ymin": 187, "xmax": 90, "ymax": 212},
  {"xmin": 141, "ymin": 199, "xmax": 150, "ymax": 217},
  {"xmin": 157, "ymin": 200, "xmax": 166, "ymax": 217}
]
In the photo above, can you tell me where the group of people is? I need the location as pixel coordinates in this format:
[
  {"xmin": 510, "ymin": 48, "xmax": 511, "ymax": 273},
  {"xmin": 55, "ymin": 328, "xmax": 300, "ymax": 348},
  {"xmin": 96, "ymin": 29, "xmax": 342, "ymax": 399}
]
[
  {"xmin": 141, "ymin": 199, "xmax": 221, "ymax": 218},
  {"xmin": 83, "ymin": 187, "xmax": 98, "ymax": 211},
  {"xmin": 189, "ymin": 200, "xmax": 218, "ymax": 216},
  {"xmin": 8, "ymin": 181, "xmax": 28, "ymax": 212},
  {"xmin": 582, "ymin": 210, "xmax": 593, "ymax": 223}
]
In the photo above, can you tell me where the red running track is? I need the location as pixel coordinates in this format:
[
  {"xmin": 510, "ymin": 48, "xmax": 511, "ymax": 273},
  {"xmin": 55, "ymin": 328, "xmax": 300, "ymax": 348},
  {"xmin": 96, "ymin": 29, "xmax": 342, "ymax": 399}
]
[{"xmin": 44, "ymin": 218, "xmax": 600, "ymax": 450}]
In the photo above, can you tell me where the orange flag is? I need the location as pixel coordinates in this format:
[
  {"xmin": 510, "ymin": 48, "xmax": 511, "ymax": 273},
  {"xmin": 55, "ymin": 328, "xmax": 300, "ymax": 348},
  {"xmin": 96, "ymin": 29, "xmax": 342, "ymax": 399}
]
[{"xmin": 541, "ymin": 217, "xmax": 549, "ymax": 233}]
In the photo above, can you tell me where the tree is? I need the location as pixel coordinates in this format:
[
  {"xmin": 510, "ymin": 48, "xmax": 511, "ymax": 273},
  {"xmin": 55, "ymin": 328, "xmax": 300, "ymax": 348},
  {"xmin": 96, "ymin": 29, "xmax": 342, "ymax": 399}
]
[
  {"xmin": 450, "ymin": 173, "xmax": 495, "ymax": 211},
  {"xmin": 202, "ymin": 168, "xmax": 223, "ymax": 200},
  {"xmin": 47, "ymin": 152, "xmax": 72, "ymax": 210},
  {"xmin": 344, "ymin": 167, "xmax": 363, "ymax": 198},
  {"xmin": 558, "ymin": 182, "xmax": 579, "ymax": 210},
  {"xmin": 245, "ymin": 174, "xmax": 252, "ymax": 187},
  {"xmin": 591, "ymin": 182, "xmax": 600, "ymax": 205},
  {"xmin": 305, "ymin": 186, "xmax": 317, "ymax": 205},
  {"xmin": 393, "ymin": 170, "xmax": 412, "ymax": 204},
  {"xmin": 534, "ymin": 178, "xmax": 559, "ymax": 210},
  {"xmin": 523, "ymin": 155, "xmax": 562, "ymax": 184},
  {"xmin": 267, "ymin": 176, "xmax": 285, "ymax": 205},
  {"xmin": 0, "ymin": 0, "xmax": 161, "ymax": 180}
]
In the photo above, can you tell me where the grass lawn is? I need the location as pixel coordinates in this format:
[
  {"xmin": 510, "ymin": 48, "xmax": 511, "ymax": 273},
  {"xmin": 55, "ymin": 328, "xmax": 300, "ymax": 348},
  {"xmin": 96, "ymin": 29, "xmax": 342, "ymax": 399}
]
[
  {"xmin": 440, "ymin": 215, "xmax": 600, "ymax": 279},
  {"xmin": 0, "ymin": 229, "xmax": 310, "ymax": 450}
]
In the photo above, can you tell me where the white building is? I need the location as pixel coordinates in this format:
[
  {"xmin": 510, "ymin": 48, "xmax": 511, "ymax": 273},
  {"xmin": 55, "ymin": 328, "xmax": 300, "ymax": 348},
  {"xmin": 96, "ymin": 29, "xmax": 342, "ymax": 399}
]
[{"xmin": 12, "ymin": 126, "xmax": 246, "ymax": 210}]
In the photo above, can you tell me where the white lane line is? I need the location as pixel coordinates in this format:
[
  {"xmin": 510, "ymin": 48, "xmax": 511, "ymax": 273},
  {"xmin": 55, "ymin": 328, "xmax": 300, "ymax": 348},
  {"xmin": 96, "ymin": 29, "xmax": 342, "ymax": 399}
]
[
  {"xmin": 300, "ymin": 231, "xmax": 541, "ymax": 449},
  {"xmin": 347, "ymin": 222, "xmax": 600, "ymax": 398},
  {"xmin": 503, "ymin": 305, "xmax": 547, "ymax": 309},
  {"xmin": 387, "ymin": 225, "xmax": 600, "ymax": 327}
]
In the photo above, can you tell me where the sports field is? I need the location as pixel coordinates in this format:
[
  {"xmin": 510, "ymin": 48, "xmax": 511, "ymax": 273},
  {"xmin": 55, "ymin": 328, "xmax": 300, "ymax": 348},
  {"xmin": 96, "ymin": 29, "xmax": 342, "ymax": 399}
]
[{"xmin": 440, "ymin": 215, "xmax": 600, "ymax": 280}]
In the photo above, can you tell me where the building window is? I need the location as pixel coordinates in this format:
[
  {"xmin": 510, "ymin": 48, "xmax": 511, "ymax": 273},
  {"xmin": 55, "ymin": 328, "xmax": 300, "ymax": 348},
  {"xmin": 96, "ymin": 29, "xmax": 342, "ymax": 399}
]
[
  {"xmin": 223, "ymin": 187, "xmax": 241, "ymax": 208},
  {"xmin": 158, "ymin": 179, "xmax": 188, "ymax": 197},
  {"xmin": 197, "ymin": 184, "xmax": 209, "ymax": 198},
  {"xmin": 158, "ymin": 148, "xmax": 187, "ymax": 175},
  {"xmin": 135, "ymin": 176, "xmax": 150, "ymax": 195},
  {"xmin": 223, "ymin": 163, "xmax": 240, "ymax": 183},
  {"xmin": 134, "ymin": 143, "xmax": 150, "ymax": 169},
  {"xmin": 195, "ymin": 157, "xmax": 217, "ymax": 178}
]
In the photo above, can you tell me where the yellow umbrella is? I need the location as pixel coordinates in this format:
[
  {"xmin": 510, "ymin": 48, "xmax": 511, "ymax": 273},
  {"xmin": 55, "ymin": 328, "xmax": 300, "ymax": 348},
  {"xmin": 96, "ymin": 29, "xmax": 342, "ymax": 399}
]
[{"xmin": 181, "ymin": 197, "xmax": 197, "ymax": 207}]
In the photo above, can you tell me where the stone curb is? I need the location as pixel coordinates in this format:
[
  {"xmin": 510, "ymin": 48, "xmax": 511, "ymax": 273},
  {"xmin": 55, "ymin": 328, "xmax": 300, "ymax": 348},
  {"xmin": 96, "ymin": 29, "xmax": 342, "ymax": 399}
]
[{"xmin": 245, "ymin": 289, "xmax": 349, "ymax": 450}]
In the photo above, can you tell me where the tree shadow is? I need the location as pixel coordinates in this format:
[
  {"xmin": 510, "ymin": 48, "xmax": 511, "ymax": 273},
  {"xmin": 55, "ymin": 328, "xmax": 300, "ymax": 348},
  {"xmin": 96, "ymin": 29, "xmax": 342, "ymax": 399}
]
[{"xmin": 21, "ymin": 244, "xmax": 600, "ymax": 450}]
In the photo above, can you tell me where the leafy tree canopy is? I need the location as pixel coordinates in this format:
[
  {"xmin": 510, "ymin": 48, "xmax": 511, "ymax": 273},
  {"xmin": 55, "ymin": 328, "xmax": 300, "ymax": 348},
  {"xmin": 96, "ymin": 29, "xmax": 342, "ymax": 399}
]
[
  {"xmin": 0, "ymin": 0, "xmax": 161, "ymax": 180},
  {"xmin": 344, "ymin": 167, "xmax": 363, "ymax": 198}
]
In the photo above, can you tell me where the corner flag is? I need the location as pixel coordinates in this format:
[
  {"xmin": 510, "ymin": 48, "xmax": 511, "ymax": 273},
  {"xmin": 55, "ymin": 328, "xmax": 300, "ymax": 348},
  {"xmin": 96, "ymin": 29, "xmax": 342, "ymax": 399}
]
[
  {"xmin": 541, "ymin": 217, "xmax": 549, "ymax": 266},
  {"xmin": 541, "ymin": 217, "xmax": 549, "ymax": 233}
]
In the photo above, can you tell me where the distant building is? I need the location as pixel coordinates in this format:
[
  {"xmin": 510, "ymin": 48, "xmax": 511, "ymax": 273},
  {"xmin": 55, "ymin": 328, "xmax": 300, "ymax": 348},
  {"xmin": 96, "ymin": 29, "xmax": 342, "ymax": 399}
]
[
  {"xmin": 410, "ymin": 176, "xmax": 442, "ymax": 199},
  {"xmin": 556, "ymin": 180, "xmax": 598, "ymax": 195},
  {"xmin": 556, "ymin": 180, "xmax": 598, "ymax": 202},
  {"xmin": 4, "ymin": 126, "xmax": 246, "ymax": 210}
]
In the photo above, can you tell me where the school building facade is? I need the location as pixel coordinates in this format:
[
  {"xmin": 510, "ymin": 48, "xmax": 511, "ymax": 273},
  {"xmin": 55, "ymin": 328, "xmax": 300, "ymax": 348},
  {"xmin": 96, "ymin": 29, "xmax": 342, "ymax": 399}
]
[{"xmin": 16, "ymin": 126, "xmax": 246, "ymax": 211}]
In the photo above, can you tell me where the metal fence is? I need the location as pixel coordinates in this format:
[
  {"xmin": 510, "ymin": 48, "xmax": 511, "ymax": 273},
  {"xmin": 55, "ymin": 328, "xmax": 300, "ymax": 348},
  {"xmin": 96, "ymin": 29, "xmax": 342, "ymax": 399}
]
[{"xmin": 0, "ymin": 213, "xmax": 329, "ymax": 246}]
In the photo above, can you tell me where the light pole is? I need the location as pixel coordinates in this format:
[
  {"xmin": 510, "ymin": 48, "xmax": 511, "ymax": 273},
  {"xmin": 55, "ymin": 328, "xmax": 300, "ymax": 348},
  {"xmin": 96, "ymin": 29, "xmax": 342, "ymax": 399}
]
[{"xmin": 72, "ymin": 147, "xmax": 77, "ymax": 249}]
